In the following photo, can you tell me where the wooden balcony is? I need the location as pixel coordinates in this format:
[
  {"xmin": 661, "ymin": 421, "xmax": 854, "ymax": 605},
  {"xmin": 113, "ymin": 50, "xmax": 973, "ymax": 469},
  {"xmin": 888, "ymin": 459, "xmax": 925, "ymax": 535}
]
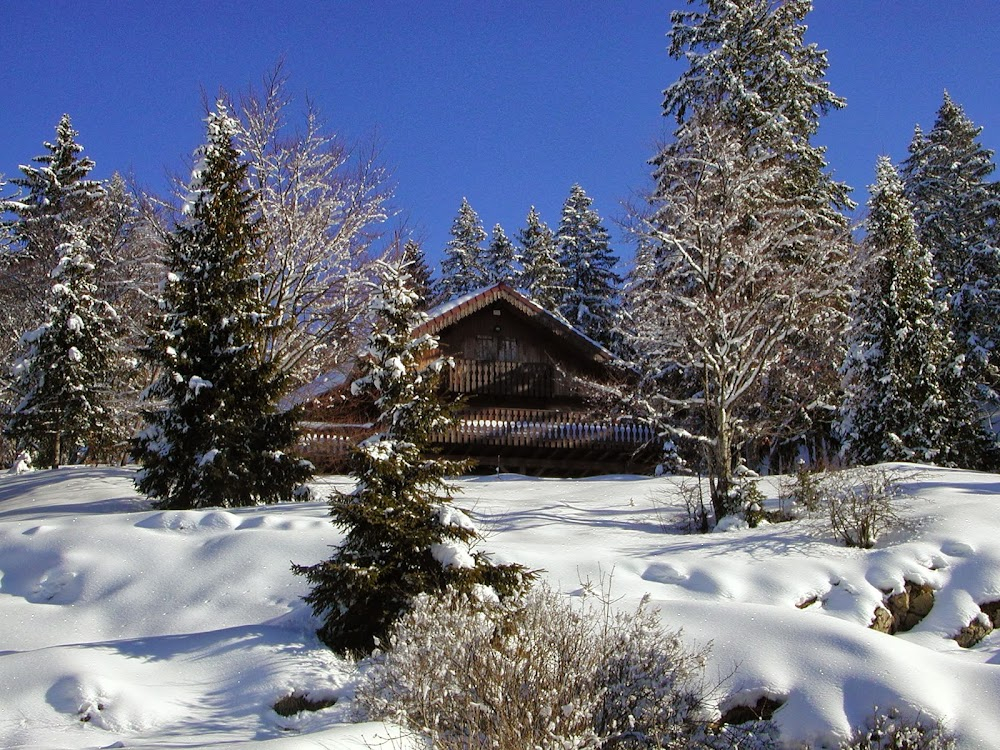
[
  {"xmin": 298, "ymin": 409, "xmax": 658, "ymax": 477},
  {"xmin": 447, "ymin": 360, "xmax": 574, "ymax": 400}
]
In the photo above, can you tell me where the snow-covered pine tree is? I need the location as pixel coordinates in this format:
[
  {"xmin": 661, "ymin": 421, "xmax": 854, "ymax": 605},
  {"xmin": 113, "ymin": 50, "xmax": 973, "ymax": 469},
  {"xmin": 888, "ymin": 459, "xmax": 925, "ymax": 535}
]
[
  {"xmin": 437, "ymin": 197, "xmax": 489, "ymax": 300},
  {"xmin": 837, "ymin": 157, "xmax": 952, "ymax": 465},
  {"xmin": 625, "ymin": 0, "xmax": 853, "ymax": 521},
  {"xmin": 485, "ymin": 223, "xmax": 518, "ymax": 286},
  {"xmin": 662, "ymin": 0, "xmax": 853, "ymax": 244},
  {"xmin": 0, "ymin": 115, "xmax": 107, "ymax": 378},
  {"xmin": 517, "ymin": 205, "xmax": 566, "ymax": 311},
  {"xmin": 1, "ymin": 115, "xmax": 105, "ymax": 264},
  {"xmin": 901, "ymin": 93, "xmax": 1000, "ymax": 467},
  {"xmin": 133, "ymin": 103, "xmax": 311, "ymax": 509},
  {"xmin": 400, "ymin": 238, "xmax": 434, "ymax": 309},
  {"xmin": 556, "ymin": 184, "xmax": 621, "ymax": 346},
  {"xmin": 293, "ymin": 261, "xmax": 532, "ymax": 654},
  {"xmin": 5, "ymin": 226, "xmax": 121, "ymax": 468}
]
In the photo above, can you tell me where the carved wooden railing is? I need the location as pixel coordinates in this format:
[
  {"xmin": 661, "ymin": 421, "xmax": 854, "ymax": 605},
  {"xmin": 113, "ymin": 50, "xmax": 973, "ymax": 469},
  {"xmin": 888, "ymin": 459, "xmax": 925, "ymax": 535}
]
[
  {"xmin": 432, "ymin": 408, "xmax": 656, "ymax": 449},
  {"xmin": 447, "ymin": 360, "xmax": 574, "ymax": 399},
  {"xmin": 298, "ymin": 422, "xmax": 374, "ymax": 470},
  {"xmin": 298, "ymin": 410, "xmax": 656, "ymax": 471}
]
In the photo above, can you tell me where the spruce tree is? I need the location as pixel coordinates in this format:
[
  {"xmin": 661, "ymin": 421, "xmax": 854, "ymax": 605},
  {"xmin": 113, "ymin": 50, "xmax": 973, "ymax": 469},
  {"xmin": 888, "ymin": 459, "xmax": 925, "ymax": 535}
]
[
  {"xmin": 662, "ymin": 0, "xmax": 852, "ymax": 237},
  {"xmin": 556, "ymin": 184, "xmax": 621, "ymax": 346},
  {"xmin": 1, "ymin": 114, "xmax": 106, "ymax": 263},
  {"xmin": 294, "ymin": 261, "xmax": 532, "ymax": 654},
  {"xmin": 485, "ymin": 223, "xmax": 518, "ymax": 285},
  {"xmin": 399, "ymin": 239, "xmax": 434, "ymax": 309},
  {"xmin": 517, "ymin": 206, "xmax": 566, "ymax": 310},
  {"xmin": 901, "ymin": 93, "xmax": 1000, "ymax": 466},
  {"xmin": 837, "ymin": 158, "xmax": 952, "ymax": 465},
  {"xmin": 1, "ymin": 115, "xmax": 107, "ymax": 373},
  {"xmin": 5, "ymin": 227, "xmax": 120, "ymax": 467},
  {"xmin": 437, "ymin": 197, "xmax": 489, "ymax": 300},
  {"xmin": 133, "ymin": 104, "xmax": 311, "ymax": 509}
]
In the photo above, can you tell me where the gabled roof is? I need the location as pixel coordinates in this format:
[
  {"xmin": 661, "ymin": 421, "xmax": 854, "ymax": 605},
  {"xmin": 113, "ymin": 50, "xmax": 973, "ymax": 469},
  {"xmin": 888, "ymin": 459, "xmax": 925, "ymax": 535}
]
[{"xmin": 416, "ymin": 283, "xmax": 614, "ymax": 364}]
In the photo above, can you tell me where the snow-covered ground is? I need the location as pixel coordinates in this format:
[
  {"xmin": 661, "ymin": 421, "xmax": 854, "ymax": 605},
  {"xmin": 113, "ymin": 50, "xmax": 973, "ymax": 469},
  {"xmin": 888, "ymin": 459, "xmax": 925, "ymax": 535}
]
[{"xmin": 2, "ymin": 464, "xmax": 999, "ymax": 748}]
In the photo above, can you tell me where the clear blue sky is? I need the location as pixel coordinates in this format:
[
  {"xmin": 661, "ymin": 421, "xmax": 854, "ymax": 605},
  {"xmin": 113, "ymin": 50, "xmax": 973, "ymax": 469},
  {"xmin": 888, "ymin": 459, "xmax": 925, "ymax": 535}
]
[{"xmin": 2, "ymin": 1, "xmax": 998, "ymax": 271}]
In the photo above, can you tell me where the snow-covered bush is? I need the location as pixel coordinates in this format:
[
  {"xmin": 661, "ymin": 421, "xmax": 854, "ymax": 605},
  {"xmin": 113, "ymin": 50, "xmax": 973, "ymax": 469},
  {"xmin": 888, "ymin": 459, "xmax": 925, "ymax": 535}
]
[
  {"xmin": 783, "ymin": 459, "xmax": 824, "ymax": 513},
  {"xmin": 822, "ymin": 468, "xmax": 904, "ymax": 549},
  {"xmin": 356, "ymin": 582, "xmax": 718, "ymax": 749},
  {"xmin": 838, "ymin": 706, "xmax": 956, "ymax": 750}
]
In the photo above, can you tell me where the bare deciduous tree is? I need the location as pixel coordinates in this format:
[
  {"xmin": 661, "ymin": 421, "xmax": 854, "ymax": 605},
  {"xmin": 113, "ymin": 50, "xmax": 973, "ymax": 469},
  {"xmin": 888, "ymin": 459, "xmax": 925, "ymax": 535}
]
[
  {"xmin": 625, "ymin": 116, "xmax": 850, "ymax": 522},
  {"xmin": 235, "ymin": 67, "xmax": 394, "ymax": 385}
]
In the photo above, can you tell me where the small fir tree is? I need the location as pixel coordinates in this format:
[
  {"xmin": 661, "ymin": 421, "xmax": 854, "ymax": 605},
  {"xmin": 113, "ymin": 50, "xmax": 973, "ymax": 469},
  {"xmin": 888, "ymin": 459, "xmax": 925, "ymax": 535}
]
[
  {"xmin": 485, "ymin": 223, "xmax": 518, "ymax": 285},
  {"xmin": 133, "ymin": 103, "xmax": 311, "ymax": 509},
  {"xmin": 517, "ymin": 206, "xmax": 566, "ymax": 310},
  {"xmin": 399, "ymin": 239, "xmax": 434, "ymax": 309},
  {"xmin": 5, "ymin": 227, "xmax": 120, "ymax": 467},
  {"xmin": 556, "ymin": 184, "xmax": 621, "ymax": 346},
  {"xmin": 437, "ymin": 197, "xmax": 489, "ymax": 300},
  {"xmin": 293, "ymin": 261, "xmax": 532, "ymax": 654},
  {"xmin": 837, "ymin": 157, "xmax": 952, "ymax": 464}
]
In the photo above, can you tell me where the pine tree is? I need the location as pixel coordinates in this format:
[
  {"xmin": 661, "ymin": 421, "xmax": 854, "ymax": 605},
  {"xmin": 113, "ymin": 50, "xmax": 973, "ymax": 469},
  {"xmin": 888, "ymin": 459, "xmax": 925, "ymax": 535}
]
[
  {"xmin": 837, "ymin": 157, "xmax": 952, "ymax": 465},
  {"xmin": 437, "ymin": 197, "xmax": 489, "ymax": 300},
  {"xmin": 517, "ymin": 206, "xmax": 566, "ymax": 310},
  {"xmin": 400, "ymin": 239, "xmax": 434, "ymax": 309},
  {"xmin": 5, "ymin": 227, "xmax": 121, "ymax": 467},
  {"xmin": 1, "ymin": 115, "xmax": 106, "ymax": 262},
  {"xmin": 1, "ymin": 115, "xmax": 107, "ymax": 375},
  {"xmin": 901, "ymin": 93, "xmax": 1000, "ymax": 466},
  {"xmin": 294, "ymin": 261, "xmax": 531, "ymax": 653},
  {"xmin": 556, "ymin": 184, "xmax": 620, "ymax": 346},
  {"xmin": 133, "ymin": 103, "xmax": 311, "ymax": 509},
  {"xmin": 662, "ymin": 0, "xmax": 852, "ymax": 242},
  {"xmin": 626, "ymin": 0, "xmax": 853, "ymax": 520},
  {"xmin": 485, "ymin": 223, "xmax": 518, "ymax": 285}
]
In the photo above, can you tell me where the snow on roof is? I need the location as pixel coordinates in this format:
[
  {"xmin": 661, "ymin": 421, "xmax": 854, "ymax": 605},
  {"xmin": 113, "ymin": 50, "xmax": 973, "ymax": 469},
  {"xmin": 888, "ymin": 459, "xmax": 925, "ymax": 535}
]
[
  {"xmin": 418, "ymin": 283, "xmax": 615, "ymax": 363},
  {"xmin": 278, "ymin": 363, "xmax": 353, "ymax": 411}
]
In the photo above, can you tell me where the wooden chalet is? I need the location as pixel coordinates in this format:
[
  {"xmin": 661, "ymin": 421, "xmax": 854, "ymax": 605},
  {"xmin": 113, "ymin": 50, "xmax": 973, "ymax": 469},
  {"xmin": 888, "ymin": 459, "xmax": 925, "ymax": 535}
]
[{"xmin": 299, "ymin": 283, "xmax": 657, "ymax": 476}]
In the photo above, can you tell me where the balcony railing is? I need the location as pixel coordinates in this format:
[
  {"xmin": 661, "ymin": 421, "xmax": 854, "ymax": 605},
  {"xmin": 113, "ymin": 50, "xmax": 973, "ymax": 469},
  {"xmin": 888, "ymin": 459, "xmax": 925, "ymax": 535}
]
[
  {"xmin": 447, "ymin": 360, "xmax": 573, "ymax": 399},
  {"xmin": 298, "ymin": 409, "xmax": 656, "ymax": 472},
  {"xmin": 432, "ymin": 407, "xmax": 655, "ymax": 448}
]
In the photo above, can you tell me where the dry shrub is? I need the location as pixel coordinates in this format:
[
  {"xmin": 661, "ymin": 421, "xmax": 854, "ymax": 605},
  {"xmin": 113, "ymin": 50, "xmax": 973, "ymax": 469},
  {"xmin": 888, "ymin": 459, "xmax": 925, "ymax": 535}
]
[
  {"xmin": 355, "ymin": 583, "xmax": 719, "ymax": 749},
  {"xmin": 838, "ymin": 707, "xmax": 956, "ymax": 750},
  {"xmin": 821, "ymin": 467, "xmax": 904, "ymax": 548}
]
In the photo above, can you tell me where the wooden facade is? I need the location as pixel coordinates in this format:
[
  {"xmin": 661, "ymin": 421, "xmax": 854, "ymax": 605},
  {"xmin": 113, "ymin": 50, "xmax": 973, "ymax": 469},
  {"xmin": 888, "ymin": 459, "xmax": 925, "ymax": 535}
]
[{"xmin": 299, "ymin": 284, "xmax": 658, "ymax": 476}]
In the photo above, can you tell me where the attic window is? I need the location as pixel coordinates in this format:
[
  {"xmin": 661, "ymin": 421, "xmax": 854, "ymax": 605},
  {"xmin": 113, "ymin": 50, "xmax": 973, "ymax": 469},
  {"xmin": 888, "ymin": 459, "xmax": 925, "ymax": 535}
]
[
  {"xmin": 472, "ymin": 335, "xmax": 518, "ymax": 362},
  {"xmin": 493, "ymin": 309, "xmax": 501, "ymax": 316}
]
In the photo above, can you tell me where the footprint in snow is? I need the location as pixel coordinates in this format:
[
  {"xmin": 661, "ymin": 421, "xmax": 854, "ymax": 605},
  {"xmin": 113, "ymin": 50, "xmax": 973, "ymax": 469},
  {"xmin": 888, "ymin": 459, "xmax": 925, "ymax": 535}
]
[
  {"xmin": 941, "ymin": 541, "xmax": 975, "ymax": 557},
  {"xmin": 28, "ymin": 568, "xmax": 83, "ymax": 604},
  {"xmin": 641, "ymin": 562, "xmax": 689, "ymax": 584}
]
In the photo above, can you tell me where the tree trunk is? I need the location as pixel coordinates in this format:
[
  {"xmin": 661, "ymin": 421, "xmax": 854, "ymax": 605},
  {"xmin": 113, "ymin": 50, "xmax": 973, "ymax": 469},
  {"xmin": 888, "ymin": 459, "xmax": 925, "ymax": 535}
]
[{"xmin": 707, "ymin": 384, "xmax": 734, "ymax": 522}]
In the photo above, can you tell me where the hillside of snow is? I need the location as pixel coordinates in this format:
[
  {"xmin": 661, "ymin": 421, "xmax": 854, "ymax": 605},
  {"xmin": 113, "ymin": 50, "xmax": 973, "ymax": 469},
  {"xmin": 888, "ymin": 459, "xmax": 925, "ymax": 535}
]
[{"xmin": 2, "ymin": 464, "xmax": 1000, "ymax": 748}]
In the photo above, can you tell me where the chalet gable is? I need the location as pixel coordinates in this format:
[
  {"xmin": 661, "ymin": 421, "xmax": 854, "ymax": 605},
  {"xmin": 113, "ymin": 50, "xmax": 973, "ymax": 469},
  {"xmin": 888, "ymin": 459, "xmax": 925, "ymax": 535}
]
[{"xmin": 417, "ymin": 283, "xmax": 613, "ymax": 367}]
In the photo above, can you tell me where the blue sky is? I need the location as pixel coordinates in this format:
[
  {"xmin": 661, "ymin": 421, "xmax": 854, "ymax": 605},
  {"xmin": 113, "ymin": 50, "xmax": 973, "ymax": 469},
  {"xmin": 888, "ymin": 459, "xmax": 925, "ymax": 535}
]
[{"xmin": 2, "ymin": 1, "xmax": 998, "ymax": 271}]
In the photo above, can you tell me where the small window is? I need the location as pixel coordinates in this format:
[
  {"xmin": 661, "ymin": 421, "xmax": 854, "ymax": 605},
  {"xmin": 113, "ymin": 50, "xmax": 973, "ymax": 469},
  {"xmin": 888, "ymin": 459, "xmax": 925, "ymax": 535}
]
[
  {"xmin": 474, "ymin": 335, "xmax": 498, "ymax": 360},
  {"xmin": 498, "ymin": 337, "xmax": 518, "ymax": 362}
]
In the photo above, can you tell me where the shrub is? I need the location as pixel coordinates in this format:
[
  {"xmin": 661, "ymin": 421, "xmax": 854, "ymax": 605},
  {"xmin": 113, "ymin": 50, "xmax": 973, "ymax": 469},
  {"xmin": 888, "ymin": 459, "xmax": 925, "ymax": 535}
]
[
  {"xmin": 783, "ymin": 459, "xmax": 824, "ymax": 513},
  {"xmin": 653, "ymin": 476, "xmax": 710, "ymax": 534},
  {"xmin": 838, "ymin": 707, "xmax": 956, "ymax": 750},
  {"xmin": 822, "ymin": 467, "xmax": 904, "ymax": 548},
  {"xmin": 355, "ymin": 583, "xmax": 716, "ymax": 749}
]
